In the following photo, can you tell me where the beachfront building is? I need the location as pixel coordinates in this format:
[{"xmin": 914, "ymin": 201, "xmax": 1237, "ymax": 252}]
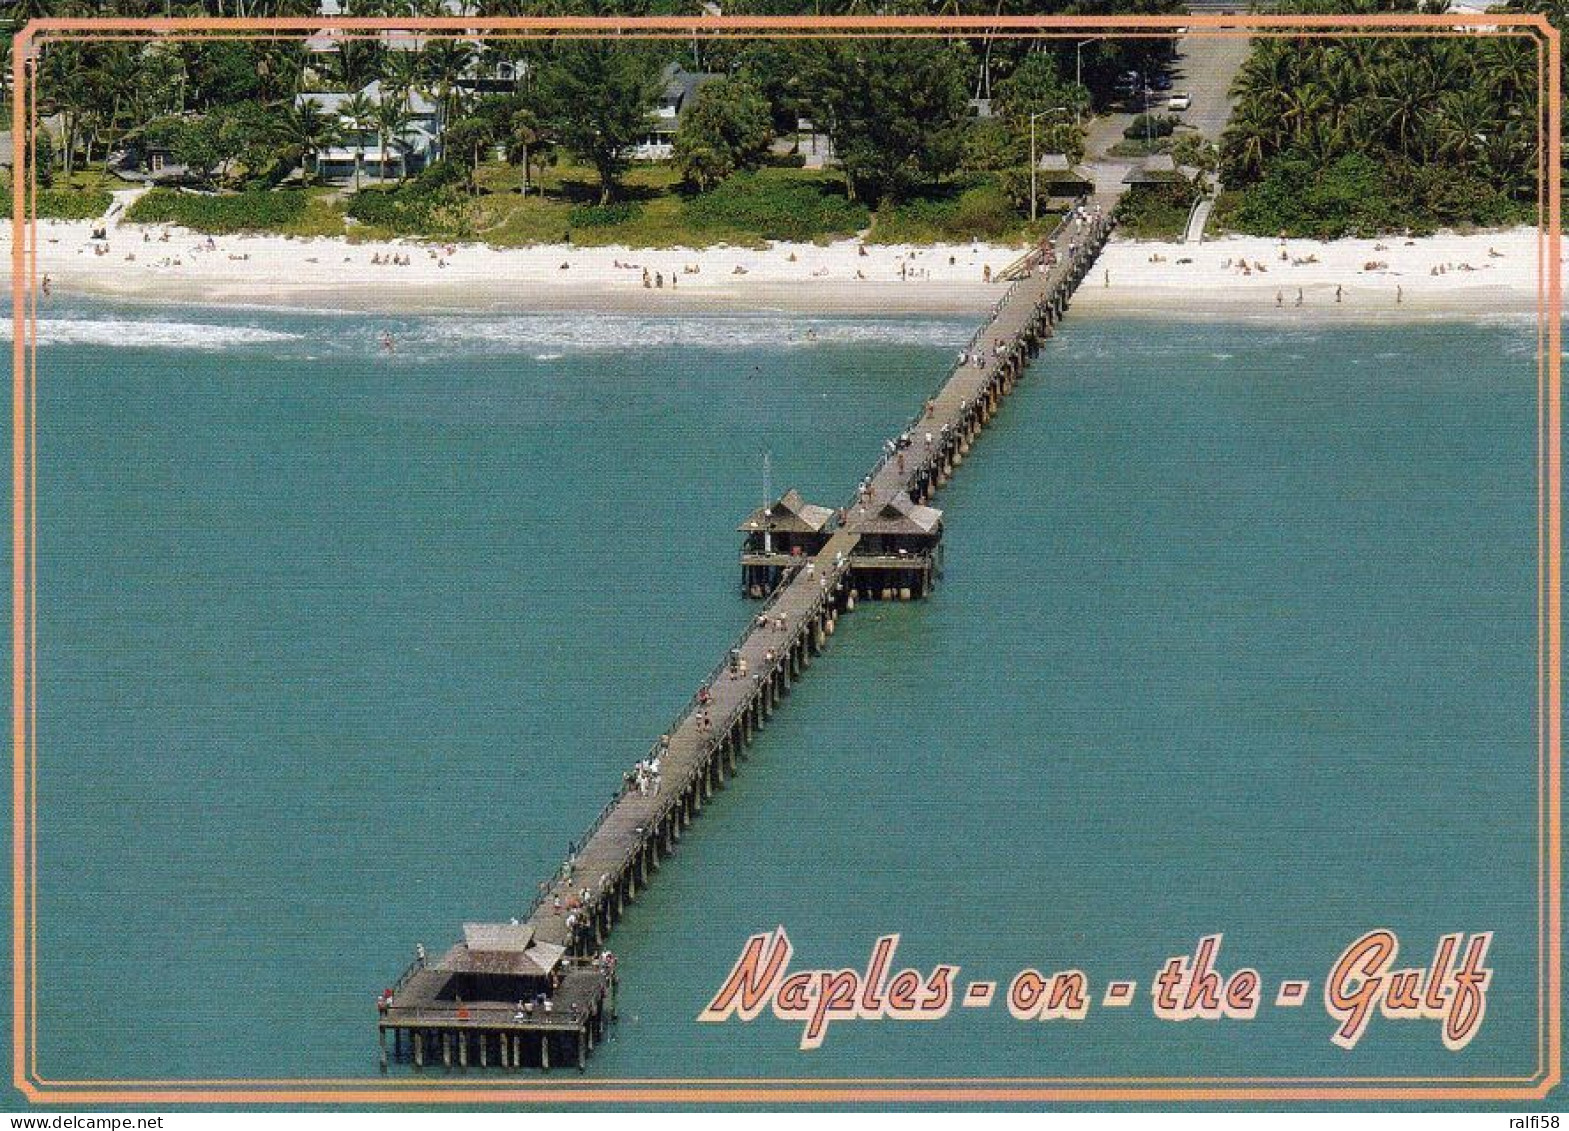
[
  {"xmin": 791, "ymin": 118, "xmax": 836, "ymax": 169},
  {"xmin": 296, "ymin": 82, "xmax": 443, "ymax": 184},
  {"xmin": 108, "ymin": 117, "xmax": 200, "ymax": 186},
  {"xmin": 627, "ymin": 63, "xmax": 722, "ymax": 161},
  {"xmin": 308, "ymin": 0, "xmax": 484, "ymax": 57},
  {"xmin": 109, "ymin": 140, "xmax": 192, "ymax": 185},
  {"xmin": 739, "ymin": 489, "xmax": 835, "ymax": 597}
]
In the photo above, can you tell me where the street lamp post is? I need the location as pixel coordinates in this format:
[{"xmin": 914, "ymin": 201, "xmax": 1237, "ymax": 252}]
[
  {"xmin": 1142, "ymin": 73, "xmax": 1154, "ymax": 148},
  {"xmin": 1074, "ymin": 38, "xmax": 1096, "ymax": 124},
  {"xmin": 1029, "ymin": 106, "xmax": 1069, "ymax": 224}
]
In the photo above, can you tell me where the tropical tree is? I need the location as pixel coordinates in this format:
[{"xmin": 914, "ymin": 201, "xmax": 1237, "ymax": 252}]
[
  {"xmin": 672, "ymin": 77, "xmax": 772, "ymax": 191},
  {"xmin": 535, "ymin": 38, "xmax": 661, "ymax": 203},
  {"xmin": 797, "ymin": 38, "xmax": 971, "ymax": 203},
  {"xmin": 442, "ymin": 115, "xmax": 493, "ymax": 195},
  {"xmin": 280, "ymin": 97, "xmax": 342, "ymax": 186},
  {"xmin": 503, "ymin": 104, "xmax": 551, "ymax": 195},
  {"xmin": 373, "ymin": 93, "xmax": 414, "ymax": 182},
  {"xmin": 381, "ymin": 48, "xmax": 423, "ymax": 110},
  {"xmin": 1218, "ymin": 0, "xmax": 1542, "ymax": 235},
  {"xmin": 341, "ymin": 90, "xmax": 375, "ymax": 191},
  {"xmin": 992, "ymin": 52, "xmax": 1087, "ymax": 126},
  {"xmin": 418, "ymin": 38, "xmax": 475, "ymax": 152}
]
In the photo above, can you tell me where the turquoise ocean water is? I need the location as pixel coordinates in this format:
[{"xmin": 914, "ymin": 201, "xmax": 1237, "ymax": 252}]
[{"xmin": 4, "ymin": 301, "xmax": 1546, "ymax": 1094}]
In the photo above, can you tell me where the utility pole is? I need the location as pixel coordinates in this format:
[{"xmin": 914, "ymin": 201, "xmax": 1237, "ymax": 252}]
[
  {"xmin": 1029, "ymin": 106, "xmax": 1068, "ymax": 224},
  {"xmin": 1075, "ymin": 38, "xmax": 1096, "ymax": 125}
]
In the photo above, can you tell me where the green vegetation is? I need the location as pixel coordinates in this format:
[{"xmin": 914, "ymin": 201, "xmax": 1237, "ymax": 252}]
[
  {"xmin": 1113, "ymin": 181, "xmax": 1200, "ymax": 240},
  {"xmin": 868, "ymin": 182, "xmax": 1027, "ymax": 244},
  {"xmin": 36, "ymin": 187, "xmax": 112, "ymax": 219},
  {"xmin": 0, "ymin": 0, "xmax": 1233, "ymax": 247},
  {"xmin": 0, "ymin": 185, "xmax": 112, "ymax": 220},
  {"xmin": 462, "ymin": 164, "xmax": 866, "ymax": 248},
  {"xmin": 1124, "ymin": 114, "xmax": 1178, "ymax": 141},
  {"xmin": 125, "ymin": 188, "xmax": 312, "ymax": 234},
  {"xmin": 347, "ymin": 165, "xmax": 474, "ymax": 239},
  {"xmin": 992, "ymin": 52, "xmax": 1091, "ymax": 129},
  {"xmin": 684, "ymin": 172, "xmax": 869, "ymax": 243},
  {"xmin": 673, "ymin": 78, "xmax": 773, "ymax": 191},
  {"xmin": 793, "ymin": 38, "xmax": 971, "ymax": 203},
  {"xmin": 536, "ymin": 39, "xmax": 663, "ymax": 204},
  {"xmin": 1219, "ymin": 0, "xmax": 1544, "ymax": 236},
  {"xmin": 1219, "ymin": 153, "xmax": 1528, "ymax": 239}
]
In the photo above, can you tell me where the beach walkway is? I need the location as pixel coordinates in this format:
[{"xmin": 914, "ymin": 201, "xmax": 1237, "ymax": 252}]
[{"xmin": 377, "ymin": 206, "xmax": 1116, "ymax": 1074}]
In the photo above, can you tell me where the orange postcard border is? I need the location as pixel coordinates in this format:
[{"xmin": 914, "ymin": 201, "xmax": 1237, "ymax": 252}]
[{"xmin": 7, "ymin": 12, "xmax": 1561, "ymax": 1107}]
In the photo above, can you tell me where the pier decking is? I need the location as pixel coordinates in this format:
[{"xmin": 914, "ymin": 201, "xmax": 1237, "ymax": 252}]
[{"xmin": 377, "ymin": 206, "xmax": 1114, "ymax": 1072}]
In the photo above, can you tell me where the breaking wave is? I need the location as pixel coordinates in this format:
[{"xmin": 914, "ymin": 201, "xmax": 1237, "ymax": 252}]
[
  {"xmin": 1, "ymin": 316, "xmax": 301, "ymax": 351},
  {"xmin": 7, "ymin": 307, "xmax": 973, "ymax": 359}
]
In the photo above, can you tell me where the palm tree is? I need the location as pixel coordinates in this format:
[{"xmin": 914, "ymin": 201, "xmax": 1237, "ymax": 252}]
[
  {"xmin": 4, "ymin": 0, "xmax": 54, "ymax": 23},
  {"xmin": 1376, "ymin": 60, "xmax": 1436, "ymax": 158},
  {"xmin": 282, "ymin": 97, "xmax": 342, "ymax": 186},
  {"xmin": 381, "ymin": 49, "xmax": 422, "ymax": 112},
  {"xmin": 1221, "ymin": 101, "xmax": 1281, "ymax": 182},
  {"xmin": 418, "ymin": 38, "xmax": 475, "ymax": 154},
  {"xmin": 506, "ymin": 105, "xmax": 547, "ymax": 195},
  {"xmin": 332, "ymin": 38, "xmax": 384, "ymax": 96},
  {"xmin": 1435, "ymin": 88, "xmax": 1493, "ymax": 168},
  {"xmin": 373, "ymin": 94, "xmax": 414, "ymax": 182},
  {"xmin": 341, "ymin": 91, "xmax": 375, "ymax": 191},
  {"xmin": 1484, "ymin": 36, "xmax": 1538, "ymax": 105}
]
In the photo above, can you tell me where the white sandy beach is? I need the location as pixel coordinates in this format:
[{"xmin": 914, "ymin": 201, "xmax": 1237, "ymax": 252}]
[
  {"xmin": 12, "ymin": 206, "xmax": 1551, "ymax": 320},
  {"xmin": 1077, "ymin": 226, "xmax": 1550, "ymax": 319},
  {"xmin": 21, "ymin": 215, "xmax": 1012, "ymax": 315}
]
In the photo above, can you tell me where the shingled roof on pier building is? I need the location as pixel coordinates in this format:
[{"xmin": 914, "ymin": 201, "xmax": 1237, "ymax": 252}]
[
  {"xmin": 738, "ymin": 489, "xmax": 834, "ymax": 535},
  {"xmin": 434, "ymin": 924, "xmax": 568, "ymax": 980},
  {"xmin": 844, "ymin": 494, "xmax": 943, "ymax": 538}
]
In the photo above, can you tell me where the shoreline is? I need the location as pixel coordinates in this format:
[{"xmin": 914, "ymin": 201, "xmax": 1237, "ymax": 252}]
[{"xmin": 16, "ymin": 218, "xmax": 1551, "ymax": 322}]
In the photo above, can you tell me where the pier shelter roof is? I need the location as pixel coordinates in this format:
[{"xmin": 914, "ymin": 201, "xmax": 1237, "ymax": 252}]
[
  {"xmin": 738, "ymin": 489, "xmax": 834, "ymax": 534},
  {"xmin": 844, "ymin": 494, "xmax": 943, "ymax": 537},
  {"xmin": 1123, "ymin": 154, "xmax": 1194, "ymax": 185},
  {"xmin": 1039, "ymin": 153, "xmax": 1093, "ymax": 185},
  {"xmin": 439, "ymin": 924, "xmax": 568, "ymax": 978}
]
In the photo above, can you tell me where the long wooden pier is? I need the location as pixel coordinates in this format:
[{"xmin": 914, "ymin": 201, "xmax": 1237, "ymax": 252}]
[{"xmin": 376, "ymin": 206, "xmax": 1115, "ymax": 1072}]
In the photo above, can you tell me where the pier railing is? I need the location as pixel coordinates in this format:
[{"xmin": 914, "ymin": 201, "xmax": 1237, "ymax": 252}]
[
  {"xmin": 640, "ymin": 561, "xmax": 802, "ymax": 771},
  {"xmin": 388, "ymin": 956, "xmax": 424, "ymax": 996},
  {"xmin": 839, "ymin": 214, "xmax": 1097, "ymax": 513},
  {"xmin": 564, "ymin": 555, "xmax": 836, "ymax": 900}
]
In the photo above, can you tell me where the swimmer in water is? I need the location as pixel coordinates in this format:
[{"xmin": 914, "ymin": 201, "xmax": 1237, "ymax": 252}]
[{"xmin": 379, "ymin": 331, "xmax": 395, "ymax": 354}]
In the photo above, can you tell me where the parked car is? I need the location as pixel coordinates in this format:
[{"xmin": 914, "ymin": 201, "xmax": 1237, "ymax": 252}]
[{"xmin": 1167, "ymin": 92, "xmax": 1192, "ymax": 111}]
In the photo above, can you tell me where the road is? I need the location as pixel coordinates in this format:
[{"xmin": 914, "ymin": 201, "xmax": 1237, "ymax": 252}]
[
  {"xmin": 1165, "ymin": 32, "xmax": 1254, "ymax": 142},
  {"xmin": 1077, "ymin": 28, "xmax": 1254, "ymax": 237}
]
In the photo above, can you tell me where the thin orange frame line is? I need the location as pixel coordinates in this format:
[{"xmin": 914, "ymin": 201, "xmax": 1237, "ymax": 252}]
[{"xmin": 9, "ymin": 13, "xmax": 1562, "ymax": 1106}]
